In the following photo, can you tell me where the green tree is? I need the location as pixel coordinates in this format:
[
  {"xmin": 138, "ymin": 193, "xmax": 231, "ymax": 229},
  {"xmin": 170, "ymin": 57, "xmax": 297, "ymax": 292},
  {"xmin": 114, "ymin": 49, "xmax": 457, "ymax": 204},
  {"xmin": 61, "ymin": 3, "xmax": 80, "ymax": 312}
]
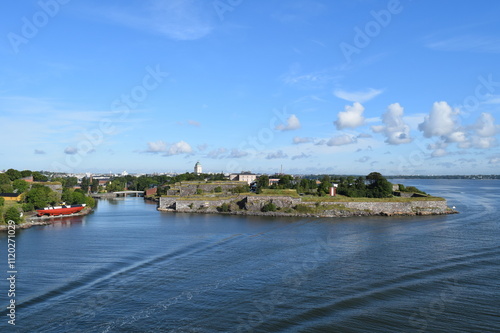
[
  {"xmin": 256, "ymin": 175, "xmax": 269, "ymax": 190},
  {"xmin": 366, "ymin": 172, "xmax": 392, "ymax": 198},
  {"xmin": 0, "ymin": 173, "xmax": 11, "ymax": 185},
  {"xmin": 4, "ymin": 206, "xmax": 21, "ymax": 224},
  {"xmin": 71, "ymin": 191, "xmax": 86, "ymax": 205},
  {"xmin": 13, "ymin": 179, "xmax": 29, "ymax": 193},
  {"xmin": 63, "ymin": 177, "xmax": 78, "ymax": 188},
  {"xmin": 317, "ymin": 175, "xmax": 332, "ymax": 196},
  {"xmin": 230, "ymin": 185, "xmax": 250, "ymax": 194},
  {"xmin": 22, "ymin": 203, "xmax": 34, "ymax": 212},
  {"xmin": 81, "ymin": 177, "xmax": 90, "ymax": 193},
  {"xmin": 25, "ymin": 185, "xmax": 59, "ymax": 209},
  {"xmin": 91, "ymin": 179, "xmax": 99, "ymax": 193},
  {"xmin": 85, "ymin": 196, "xmax": 96, "ymax": 208},
  {"xmin": 6, "ymin": 169, "xmax": 22, "ymax": 181},
  {"xmin": 20, "ymin": 170, "xmax": 33, "ymax": 178},
  {"xmin": 32, "ymin": 171, "xmax": 48, "ymax": 182},
  {"xmin": 106, "ymin": 179, "xmax": 125, "ymax": 192},
  {"xmin": 278, "ymin": 175, "xmax": 294, "ymax": 189},
  {"xmin": 0, "ymin": 197, "xmax": 4, "ymax": 207},
  {"xmin": 0, "ymin": 184, "xmax": 14, "ymax": 193}
]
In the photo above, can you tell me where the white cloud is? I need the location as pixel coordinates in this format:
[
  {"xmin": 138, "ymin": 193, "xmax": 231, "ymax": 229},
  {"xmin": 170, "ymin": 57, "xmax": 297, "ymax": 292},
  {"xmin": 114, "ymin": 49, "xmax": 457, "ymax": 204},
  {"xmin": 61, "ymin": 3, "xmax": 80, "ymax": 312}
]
[
  {"xmin": 334, "ymin": 102, "xmax": 365, "ymax": 130},
  {"xmin": 418, "ymin": 101, "xmax": 458, "ymax": 138},
  {"xmin": 266, "ymin": 150, "xmax": 288, "ymax": 159},
  {"xmin": 229, "ymin": 149, "xmax": 249, "ymax": 158},
  {"xmin": 188, "ymin": 120, "xmax": 201, "ymax": 127},
  {"xmin": 206, "ymin": 148, "xmax": 227, "ymax": 159},
  {"xmin": 145, "ymin": 140, "xmax": 192, "ymax": 156},
  {"xmin": 356, "ymin": 156, "xmax": 371, "ymax": 163},
  {"xmin": 471, "ymin": 136, "xmax": 497, "ymax": 149},
  {"xmin": 327, "ymin": 134, "xmax": 357, "ymax": 146},
  {"xmin": 165, "ymin": 141, "xmax": 192, "ymax": 156},
  {"xmin": 293, "ymin": 136, "xmax": 312, "ymax": 144},
  {"xmin": 427, "ymin": 140, "xmax": 449, "ymax": 158},
  {"xmin": 445, "ymin": 131, "xmax": 467, "ymax": 143},
  {"xmin": 291, "ymin": 152, "xmax": 311, "ymax": 160},
  {"xmin": 431, "ymin": 148, "xmax": 448, "ymax": 157},
  {"xmin": 145, "ymin": 140, "xmax": 168, "ymax": 153},
  {"xmin": 473, "ymin": 112, "xmax": 499, "ymax": 137},
  {"xmin": 333, "ymin": 88, "xmax": 383, "ymax": 103},
  {"xmin": 489, "ymin": 156, "xmax": 500, "ymax": 164},
  {"xmin": 371, "ymin": 103, "xmax": 412, "ymax": 145},
  {"xmin": 64, "ymin": 147, "xmax": 79, "ymax": 155},
  {"xmin": 197, "ymin": 144, "xmax": 208, "ymax": 151},
  {"xmin": 456, "ymin": 113, "xmax": 499, "ymax": 149},
  {"xmin": 276, "ymin": 114, "xmax": 301, "ymax": 131}
]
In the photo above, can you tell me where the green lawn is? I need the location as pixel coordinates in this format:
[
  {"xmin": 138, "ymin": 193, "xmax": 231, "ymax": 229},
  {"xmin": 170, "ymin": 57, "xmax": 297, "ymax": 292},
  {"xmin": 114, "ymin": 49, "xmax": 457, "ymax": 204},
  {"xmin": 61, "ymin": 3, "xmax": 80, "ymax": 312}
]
[{"xmin": 301, "ymin": 195, "xmax": 445, "ymax": 203}]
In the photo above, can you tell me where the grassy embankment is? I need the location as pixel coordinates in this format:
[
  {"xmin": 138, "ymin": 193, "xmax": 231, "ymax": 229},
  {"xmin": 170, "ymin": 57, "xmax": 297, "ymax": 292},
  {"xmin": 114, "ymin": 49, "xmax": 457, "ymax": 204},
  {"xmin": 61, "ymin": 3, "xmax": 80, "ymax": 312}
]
[{"xmin": 161, "ymin": 188, "xmax": 444, "ymax": 203}]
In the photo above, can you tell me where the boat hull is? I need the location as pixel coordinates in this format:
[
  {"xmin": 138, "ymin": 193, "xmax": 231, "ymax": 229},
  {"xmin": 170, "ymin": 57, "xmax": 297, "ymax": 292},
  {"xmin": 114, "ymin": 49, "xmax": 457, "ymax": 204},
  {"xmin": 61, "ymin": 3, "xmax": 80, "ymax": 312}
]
[{"xmin": 36, "ymin": 205, "xmax": 85, "ymax": 217}]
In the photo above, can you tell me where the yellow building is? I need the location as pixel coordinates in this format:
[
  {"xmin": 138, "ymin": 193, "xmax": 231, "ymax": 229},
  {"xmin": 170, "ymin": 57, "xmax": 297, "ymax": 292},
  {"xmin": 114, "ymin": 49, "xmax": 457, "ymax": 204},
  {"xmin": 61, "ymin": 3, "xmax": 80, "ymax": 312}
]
[{"xmin": 0, "ymin": 193, "xmax": 23, "ymax": 201}]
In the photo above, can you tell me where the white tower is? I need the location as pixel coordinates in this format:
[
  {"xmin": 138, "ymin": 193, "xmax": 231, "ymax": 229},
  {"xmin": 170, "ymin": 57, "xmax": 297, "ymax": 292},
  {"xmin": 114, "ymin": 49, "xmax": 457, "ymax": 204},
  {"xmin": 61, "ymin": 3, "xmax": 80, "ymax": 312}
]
[{"xmin": 194, "ymin": 161, "xmax": 202, "ymax": 175}]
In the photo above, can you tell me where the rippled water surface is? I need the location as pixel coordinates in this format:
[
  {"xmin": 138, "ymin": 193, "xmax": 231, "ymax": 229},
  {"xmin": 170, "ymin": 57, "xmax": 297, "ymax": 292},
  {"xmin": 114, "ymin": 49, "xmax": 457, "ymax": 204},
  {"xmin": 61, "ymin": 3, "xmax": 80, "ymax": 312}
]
[{"xmin": 1, "ymin": 179, "xmax": 499, "ymax": 332}]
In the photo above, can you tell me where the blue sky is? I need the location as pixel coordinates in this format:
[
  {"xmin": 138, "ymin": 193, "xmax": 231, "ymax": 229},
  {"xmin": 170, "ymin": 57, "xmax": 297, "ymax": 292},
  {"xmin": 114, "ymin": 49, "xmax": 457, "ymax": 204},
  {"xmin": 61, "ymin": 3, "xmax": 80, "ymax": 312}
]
[{"xmin": 1, "ymin": 0, "xmax": 500, "ymax": 175}]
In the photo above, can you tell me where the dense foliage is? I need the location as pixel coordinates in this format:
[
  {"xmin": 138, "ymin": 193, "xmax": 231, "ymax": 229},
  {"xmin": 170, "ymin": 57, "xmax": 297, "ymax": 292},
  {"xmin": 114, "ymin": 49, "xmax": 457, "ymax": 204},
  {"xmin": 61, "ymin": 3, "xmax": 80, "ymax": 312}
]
[
  {"xmin": 255, "ymin": 172, "xmax": 395, "ymax": 199},
  {"xmin": 4, "ymin": 206, "xmax": 21, "ymax": 224},
  {"xmin": 261, "ymin": 202, "xmax": 277, "ymax": 212}
]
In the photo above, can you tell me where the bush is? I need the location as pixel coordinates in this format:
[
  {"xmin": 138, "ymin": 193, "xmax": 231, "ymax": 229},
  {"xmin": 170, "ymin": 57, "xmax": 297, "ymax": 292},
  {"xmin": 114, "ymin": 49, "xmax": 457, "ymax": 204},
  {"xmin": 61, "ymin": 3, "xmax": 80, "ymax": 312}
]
[
  {"xmin": 404, "ymin": 186, "xmax": 427, "ymax": 195},
  {"xmin": 261, "ymin": 202, "xmax": 277, "ymax": 212},
  {"xmin": 22, "ymin": 203, "xmax": 35, "ymax": 212},
  {"xmin": 294, "ymin": 204, "xmax": 314, "ymax": 213},
  {"xmin": 214, "ymin": 186, "xmax": 222, "ymax": 193},
  {"xmin": 230, "ymin": 185, "xmax": 250, "ymax": 194},
  {"xmin": 0, "ymin": 197, "xmax": 4, "ymax": 207},
  {"xmin": 217, "ymin": 203, "xmax": 231, "ymax": 212},
  {"xmin": 85, "ymin": 196, "xmax": 96, "ymax": 208},
  {"xmin": 4, "ymin": 206, "xmax": 21, "ymax": 224}
]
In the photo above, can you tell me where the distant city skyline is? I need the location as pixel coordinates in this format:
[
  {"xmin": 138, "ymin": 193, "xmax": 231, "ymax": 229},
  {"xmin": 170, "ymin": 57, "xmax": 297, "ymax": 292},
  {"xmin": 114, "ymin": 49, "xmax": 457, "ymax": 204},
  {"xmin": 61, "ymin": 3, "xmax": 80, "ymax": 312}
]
[{"xmin": 1, "ymin": 0, "xmax": 500, "ymax": 175}]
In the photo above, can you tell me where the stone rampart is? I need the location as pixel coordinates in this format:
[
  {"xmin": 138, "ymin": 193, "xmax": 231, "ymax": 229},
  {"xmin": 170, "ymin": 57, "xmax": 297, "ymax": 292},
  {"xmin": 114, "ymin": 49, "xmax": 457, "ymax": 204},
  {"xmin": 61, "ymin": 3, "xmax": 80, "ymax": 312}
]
[{"xmin": 159, "ymin": 195, "xmax": 452, "ymax": 217}]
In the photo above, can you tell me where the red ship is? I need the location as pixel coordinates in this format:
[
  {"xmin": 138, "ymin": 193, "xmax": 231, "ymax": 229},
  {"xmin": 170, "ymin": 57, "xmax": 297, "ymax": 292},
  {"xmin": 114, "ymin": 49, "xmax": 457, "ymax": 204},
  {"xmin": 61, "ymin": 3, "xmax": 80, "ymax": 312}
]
[{"xmin": 36, "ymin": 204, "xmax": 86, "ymax": 217}]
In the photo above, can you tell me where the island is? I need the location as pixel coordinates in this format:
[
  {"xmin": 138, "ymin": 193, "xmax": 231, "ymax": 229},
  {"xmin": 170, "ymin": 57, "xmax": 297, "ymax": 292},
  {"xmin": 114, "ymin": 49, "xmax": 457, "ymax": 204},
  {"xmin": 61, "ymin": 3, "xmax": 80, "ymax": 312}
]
[{"xmin": 156, "ymin": 172, "xmax": 457, "ymax": 218}]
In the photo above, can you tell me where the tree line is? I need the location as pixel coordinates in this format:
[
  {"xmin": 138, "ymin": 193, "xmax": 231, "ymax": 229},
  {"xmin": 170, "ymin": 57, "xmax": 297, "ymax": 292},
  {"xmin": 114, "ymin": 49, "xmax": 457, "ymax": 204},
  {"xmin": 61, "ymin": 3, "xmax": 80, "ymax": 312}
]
[{"xmin": 254, "ymin": 172, "xmax": 394, "ymax": 198}]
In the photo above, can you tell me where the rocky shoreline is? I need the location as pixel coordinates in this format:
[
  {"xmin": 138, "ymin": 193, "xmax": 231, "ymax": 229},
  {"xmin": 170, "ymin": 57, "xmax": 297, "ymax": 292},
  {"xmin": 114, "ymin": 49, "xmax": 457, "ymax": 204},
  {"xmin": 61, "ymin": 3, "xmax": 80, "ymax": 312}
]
[
  {"xmin": 158, "ymin": 207, "xmax": 458, "ymax": 218},
  {"xmin": 0, "ymin": 207, "xmax": 94, "ymax": 231}
]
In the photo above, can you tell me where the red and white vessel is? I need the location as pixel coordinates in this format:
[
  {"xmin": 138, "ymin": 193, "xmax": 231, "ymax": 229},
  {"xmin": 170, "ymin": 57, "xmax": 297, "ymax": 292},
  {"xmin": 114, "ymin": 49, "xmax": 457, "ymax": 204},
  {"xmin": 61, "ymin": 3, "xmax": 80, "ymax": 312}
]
[{"xmin": 36, "ymin": 204, "xmax": 86, "ymax": 217}]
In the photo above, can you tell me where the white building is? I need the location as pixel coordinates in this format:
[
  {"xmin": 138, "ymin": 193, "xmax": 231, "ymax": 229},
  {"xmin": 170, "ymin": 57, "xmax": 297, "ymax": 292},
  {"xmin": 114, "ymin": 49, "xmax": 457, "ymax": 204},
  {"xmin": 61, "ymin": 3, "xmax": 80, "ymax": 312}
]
[
  {"xmin": 229, "ymin": 171, "xmax": 257, "ymax": 185},
  {"xmin": 194, "ymin": 161, "xmax": 202, "ymax": 175}
]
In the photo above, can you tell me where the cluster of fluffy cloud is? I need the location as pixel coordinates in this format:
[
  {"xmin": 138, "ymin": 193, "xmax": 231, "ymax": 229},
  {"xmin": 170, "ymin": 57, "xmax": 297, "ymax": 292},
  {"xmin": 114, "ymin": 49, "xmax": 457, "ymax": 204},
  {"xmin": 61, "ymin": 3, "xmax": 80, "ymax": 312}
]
[
  {"xmin": 334, "ymin": 102, "xmax": 365, "ymax": 130},
  {"xmin": 145, "ymin": 140, "xmax": 192, "ymax": 156},
  {"xmin": 276, "ymin": 114, "xmax": 301, "ymax": 131},
  {"xmin": 205, "ymin": 148, "xmax": 249, "ymax": 159},
  {"xmin": 371, "ymin": 103, "xmax": 412, "ymax": 145},
  {"xmin": 418, "ymin": 101, "xmax": 499, "ymax": 156}
]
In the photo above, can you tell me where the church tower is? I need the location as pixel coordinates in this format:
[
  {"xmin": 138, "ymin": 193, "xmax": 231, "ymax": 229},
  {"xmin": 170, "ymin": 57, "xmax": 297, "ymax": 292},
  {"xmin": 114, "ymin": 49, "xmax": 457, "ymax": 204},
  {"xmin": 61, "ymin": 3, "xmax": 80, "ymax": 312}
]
[{"xmin": 194, "ymin": 161, "xmax": 202, "ymax": 175}]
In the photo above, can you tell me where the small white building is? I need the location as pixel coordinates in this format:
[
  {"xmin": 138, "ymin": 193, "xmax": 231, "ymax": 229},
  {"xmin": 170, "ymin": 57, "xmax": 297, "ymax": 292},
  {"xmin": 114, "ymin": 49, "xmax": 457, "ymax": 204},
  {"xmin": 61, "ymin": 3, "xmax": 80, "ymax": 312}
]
[
  {"xmin": 229, "ymin": 171, "xmax": 257, "ymax": 185},
  {"xmin": 194, "ymin": 161, "xmax": 202, "ymax": 175}
]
